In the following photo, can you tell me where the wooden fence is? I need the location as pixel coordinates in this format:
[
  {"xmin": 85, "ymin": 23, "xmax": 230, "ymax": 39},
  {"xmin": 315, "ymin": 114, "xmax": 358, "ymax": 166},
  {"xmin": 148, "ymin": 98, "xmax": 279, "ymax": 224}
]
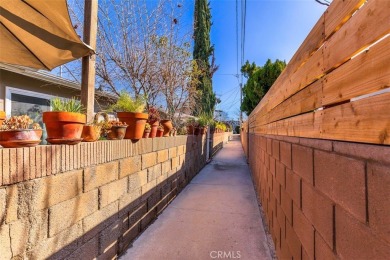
[{"xmin": 247, "ymin": 0, "xmax": 390, "ymax": 145}]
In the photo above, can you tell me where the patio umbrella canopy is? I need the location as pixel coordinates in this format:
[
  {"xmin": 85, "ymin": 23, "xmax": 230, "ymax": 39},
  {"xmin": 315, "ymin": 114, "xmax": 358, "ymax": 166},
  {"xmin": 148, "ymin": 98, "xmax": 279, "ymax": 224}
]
[{"xmin": 0, "ymin": 0, "xmax": 94, "ymax": 70}]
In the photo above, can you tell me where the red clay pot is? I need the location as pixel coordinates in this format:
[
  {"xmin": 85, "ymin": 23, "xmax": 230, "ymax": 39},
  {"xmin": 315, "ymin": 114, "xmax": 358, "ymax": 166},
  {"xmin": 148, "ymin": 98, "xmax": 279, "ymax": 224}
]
[
  {"xmin": 43, "ymin": 112, "xmax": 86, "ymax": 145},
  {"xmin": 143, "ymin": 129, "xmax": 151, "ymax": 138},
  {"xmin": 148, "ymin": 120, "xmax": 159, "ymax": 138},
  {"xmin": 0, "ymin": 129, "xmax": 42, "ymax": 148},
  {"xmin": 107, "ymin": 126, "xmax": 128, "ymax": 140},
  {"xmin": 194, "ymin": 127, "xmax": 200, "ymax": 136},
  {"xmin": 187, "ymin": 125, "xmax": 194, "ymax": 135},
  {"xmin": 117, "ymin": 112, "xmax": 148, "ymax": 140},
  {"xmin": 81, "ymin": 125, "xmax": 101, "ymax": 142},
  {"xmin": 157, "ymin": 129, "xmax": 164, "ymax": 137},
  {"xmin": 160, "ymin": 120, "xmax": 173, "ymax": 137},
  {"xmin": 0, "ymin": 111, "xmax": 5, "ymax": 126}
]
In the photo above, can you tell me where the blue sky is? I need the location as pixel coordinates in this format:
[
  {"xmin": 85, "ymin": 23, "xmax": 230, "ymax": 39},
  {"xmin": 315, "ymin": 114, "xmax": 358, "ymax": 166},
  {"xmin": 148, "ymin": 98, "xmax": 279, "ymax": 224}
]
[{"xmin": 210, "ymin": 0, "xmax": 327, "ymax": 120}]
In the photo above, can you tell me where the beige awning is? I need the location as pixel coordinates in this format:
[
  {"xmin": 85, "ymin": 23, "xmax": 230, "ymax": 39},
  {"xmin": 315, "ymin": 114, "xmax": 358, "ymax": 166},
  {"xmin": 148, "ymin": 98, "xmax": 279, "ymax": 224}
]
[{"xmin": 0, "ymin": 0, "xmax": 94, "ymax": 70}]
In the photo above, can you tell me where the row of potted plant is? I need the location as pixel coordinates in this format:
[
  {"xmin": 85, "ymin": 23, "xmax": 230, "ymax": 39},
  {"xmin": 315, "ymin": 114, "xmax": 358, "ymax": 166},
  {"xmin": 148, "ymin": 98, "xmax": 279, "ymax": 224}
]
[{"xmin": 0, "ymin": 93, "xmax": 174, "ymax": 148}]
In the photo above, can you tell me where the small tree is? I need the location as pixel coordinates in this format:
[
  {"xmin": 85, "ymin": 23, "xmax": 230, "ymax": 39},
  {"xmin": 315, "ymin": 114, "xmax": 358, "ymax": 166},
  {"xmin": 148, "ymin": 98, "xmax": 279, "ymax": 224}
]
[{"xmin": 241, "ymin": 59, "xmax": 286, "ymax": 115}]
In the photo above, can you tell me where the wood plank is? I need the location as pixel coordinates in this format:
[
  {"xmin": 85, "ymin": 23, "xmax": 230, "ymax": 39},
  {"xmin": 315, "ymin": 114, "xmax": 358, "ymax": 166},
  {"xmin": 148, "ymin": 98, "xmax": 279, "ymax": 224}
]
[
  {"xmin": 323, "ymin": 0, "xmax": 390, "ymax": 72},
  {"xmin": 254, "ymin": 111, "xmax": 321, "ymax": 138},
  {"xmin": 253, "ymin": 92, "xmax": 390, "ymax": 145},
  {"xmin": 321, "ymin": 92, "xmax": 390, "ymax": 145},
  {"xmin": 267, "ymin": 80, "xmax": 323, "ymax": 125},
  {"xmin": 323, "ymin": 36, "xmax": 390, "ymax": 106},
  {"xmin": 324, "ymin": 0, "xmax": 366, "ymax": 38}
]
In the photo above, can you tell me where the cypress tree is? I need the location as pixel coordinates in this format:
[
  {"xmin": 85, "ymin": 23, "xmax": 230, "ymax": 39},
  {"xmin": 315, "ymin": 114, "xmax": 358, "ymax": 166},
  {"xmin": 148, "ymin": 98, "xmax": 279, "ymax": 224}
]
[{"xmin": 193, "ymin": 0, "xmax": 216, "ymax": 117}]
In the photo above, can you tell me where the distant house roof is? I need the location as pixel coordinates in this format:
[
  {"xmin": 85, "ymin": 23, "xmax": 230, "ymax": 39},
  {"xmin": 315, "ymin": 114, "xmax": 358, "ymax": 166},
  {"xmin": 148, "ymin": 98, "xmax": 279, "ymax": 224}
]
[{"xmin": 0, "ymin": 63, "xmax": 116, "ymax": 99}]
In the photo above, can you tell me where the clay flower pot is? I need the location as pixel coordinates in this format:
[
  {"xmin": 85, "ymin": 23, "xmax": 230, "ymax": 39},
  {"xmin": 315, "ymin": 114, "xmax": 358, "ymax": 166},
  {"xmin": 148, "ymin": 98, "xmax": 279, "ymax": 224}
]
[
  {"xmin": 187, "ymin": 125, "xmax": 194, "ymax": 135},
  {"xmin": 117, "ymin": 112, "xmax": 148, "ymax": 140},
  {"xmin": 156, "ymin": 129, "xmax": 164, "ymax": 137},
  {"xmin": 143, "ymin": 129, "xmax": 151, "ymax": 138},
  {"xmin": 0, "ymin": 129, "xmax": 42, "ymax": 148},
  {"xmin": 0, "ymin": 111, "xmax": 5, "ymax": 126},
  {"xmin": 107, "ymin": 125, "xmax": 128, "ymax": 140},
  {"xmin": 148, "ymin": 120, "xmax": 159, "ymax": 138},
  {"xmin": 81, "ymin": 125, "xmax": 101, "ymax": 142},
  {"xmin": 194, "ymin": 126, "xmax": 200, "ymax": 136},
  {"xmin": 160, "ymin": 120, "xmax": 173, "ymax": 137},
  {"xmin": 43, "ymin": 112, "xmax": 86, "ymax": 145}
]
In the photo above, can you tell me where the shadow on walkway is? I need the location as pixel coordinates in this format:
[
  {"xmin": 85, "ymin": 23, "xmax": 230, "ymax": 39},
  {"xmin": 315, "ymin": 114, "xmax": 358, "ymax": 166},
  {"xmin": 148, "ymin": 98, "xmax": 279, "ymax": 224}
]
[{"xmin": 120, "ymin": 135, "xmax": 273, "ymax": 260}]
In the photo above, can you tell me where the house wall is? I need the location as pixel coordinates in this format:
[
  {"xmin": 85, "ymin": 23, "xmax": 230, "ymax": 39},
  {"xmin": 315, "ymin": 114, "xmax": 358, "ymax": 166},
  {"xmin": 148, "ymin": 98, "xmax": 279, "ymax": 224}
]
[
  {"xmin": 0, "ymin": 70, "xmax": 110, "ymax": 112},
  {"xmin": 0, "ymin": 133, "xmax": 231, "ymax": 259},
  {"xmin": 243, "ymin": 133, "xmax": 390, "ymax": 259}
]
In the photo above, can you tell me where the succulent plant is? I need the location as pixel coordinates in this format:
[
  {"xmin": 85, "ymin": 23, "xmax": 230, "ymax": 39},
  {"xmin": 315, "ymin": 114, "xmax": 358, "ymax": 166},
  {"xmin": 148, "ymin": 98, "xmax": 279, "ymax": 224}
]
[
  {"xmin": 145, "ymin": 123, "xmax": 151, "ymax": 130},
  {"xmin": 148, "ymin": 106, "xmax": 161, "ymax": 123},
  {"xmin": 0, "ymin": 115, "xmax": 41, "ymax": 131}
]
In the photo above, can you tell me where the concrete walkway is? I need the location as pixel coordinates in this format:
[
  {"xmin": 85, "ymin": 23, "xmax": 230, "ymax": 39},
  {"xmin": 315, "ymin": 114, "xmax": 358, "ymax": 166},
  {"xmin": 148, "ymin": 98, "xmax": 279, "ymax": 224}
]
[{"xmin": 121, "ymin": 135, "xmax": 273, "ymax": 260}]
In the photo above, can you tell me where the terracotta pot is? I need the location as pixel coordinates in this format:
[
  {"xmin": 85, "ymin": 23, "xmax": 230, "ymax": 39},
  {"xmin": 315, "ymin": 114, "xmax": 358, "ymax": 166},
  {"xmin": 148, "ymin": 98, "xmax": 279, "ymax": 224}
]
[
  {"xmin": 107, "ymin": 125, "xmax": 127, "ymax": 140},
  {"xmin": 117, "ymin": 112, "xmax": 148, "ymax": 140},
  {"xmin": 160, "ymin": 120, "xmax": 173, "ymax": 137},
  {"xmin": 157, "ymin": 129, "xmax": 164, "ymax": 137},
  {"xmin": 186, "ymin": 125, "xmax": 194, "ymax": 135},
  {"xmin": 148, "ymin": 120, "xmax": 159, "ymax": 138},
  {"xmin": 143, "ymin": 129, "xmax": 150, "ymax": 138},
  {"xmin": 0, "ymin": 129, "xmax": 42, "ymax": 148},
  {"xmin": 43, "ymin": 112, "xmax": 86, "ymax": 145},
  {"xmin": 81, "ymin": 125, "xmax": 101, "ymax": 142},
  {"xmin": 194, "ymin": 127, "xmax": 200, "ymax": 136},
  {"xmin": 0, "ymin": 111, "xmax": 5, "ymax": 126}
]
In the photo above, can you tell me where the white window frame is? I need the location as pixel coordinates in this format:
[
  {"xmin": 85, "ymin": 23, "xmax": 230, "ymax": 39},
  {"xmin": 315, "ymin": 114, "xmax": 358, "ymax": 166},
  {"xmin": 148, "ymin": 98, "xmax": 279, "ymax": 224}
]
[{"xmin": 5, "ymin": 86, "xmax": 55, "ymax": 117}]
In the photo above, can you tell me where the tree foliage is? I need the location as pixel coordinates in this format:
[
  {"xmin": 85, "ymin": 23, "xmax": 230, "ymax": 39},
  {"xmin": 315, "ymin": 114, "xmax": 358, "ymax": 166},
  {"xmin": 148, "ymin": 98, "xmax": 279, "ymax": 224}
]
[
  {"xmin": 240, "ymin": 59, "xmax": 286, "ymax": 115},
  {"xmin": 193, "ymin": 0, "xmax": 217, "ymax": 117}
]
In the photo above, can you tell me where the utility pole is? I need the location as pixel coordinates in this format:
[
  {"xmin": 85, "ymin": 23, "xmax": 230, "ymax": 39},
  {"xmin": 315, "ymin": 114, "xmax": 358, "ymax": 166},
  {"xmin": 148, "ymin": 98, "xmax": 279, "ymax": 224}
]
[
  {"xmin": 81, "ymin": 0, "xmax": 98, "ymax": 123},
  {"xmin": 240, "ymin": 83, "xmax": 242, "ymax": 123}
]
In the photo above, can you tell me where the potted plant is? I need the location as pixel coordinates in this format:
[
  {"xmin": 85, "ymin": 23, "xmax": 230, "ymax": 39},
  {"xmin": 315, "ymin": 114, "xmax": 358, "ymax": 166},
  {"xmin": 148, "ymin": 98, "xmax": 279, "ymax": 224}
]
[
  {"xmin": 106, "ymin": 120, "xmax": 128, "ymax": 140},
  {"xmin": 0, "ymin": 111, "xmax": 5, "ymax": 126},
  {"xmin": 110, "ymin": 92, "xmax": 148, "ymax": 141},
  {"xmin": 143, "ymin": 123, "xmax": 151, "ymax": 138},
  {"xmin": 0, "ymin": 115, "xmax": 42, "ymax": 148},
  {"xmin": 156, "ymin": 124, "xmax": 164, "ymax": 137},
  {"xmin": 147, "ymin": 106, "xmax": 160, "ymax": 138},
  {"xmin": 198, "ymin": 114, "xmax": 212, "ymax": 135},
  {"xmin": 160, "ymin": 119, "xmax": 173, "ymax": 137},
  {"xmin": 186, "ymin": 118, "xmax": 198, "ymax": 135},
  {"xmin": 43, "ymin": 98, "xmax": 86, "ymax": 145}
]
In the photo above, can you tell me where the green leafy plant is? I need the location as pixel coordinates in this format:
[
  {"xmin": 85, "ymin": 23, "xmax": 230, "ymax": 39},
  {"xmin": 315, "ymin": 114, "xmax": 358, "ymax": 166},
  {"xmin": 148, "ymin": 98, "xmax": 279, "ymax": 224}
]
[
  {"xmin": 109, "ymin": 92, "xmax": 146, "ymax": 113},
  {"xmin": 51, "ymin": 97, "xmax": 85, "ymax": 113},
  {"xmin": 197, "ymin": 113, "xmax": 212, "ymax": 127},
  {"xmin": 144, "ymin": 123, "xmax": 151, "ymax": 130}
]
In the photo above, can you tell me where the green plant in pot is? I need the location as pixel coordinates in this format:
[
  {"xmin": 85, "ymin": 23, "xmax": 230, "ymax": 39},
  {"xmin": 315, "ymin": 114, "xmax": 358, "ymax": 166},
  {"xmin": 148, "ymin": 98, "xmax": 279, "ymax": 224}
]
[
  {"xmin": 110, "ymin": 92, "xmax": 148, "ymax": 141},
  {"xmin": 186, "ymin": 117, "xmax": 198, "ymax": 135},
  {"xmin": 43, "ymin": 97, "xmax": 86, "ymax": 145},
  {"xmin": 0, "ymin": 115, "xmax": 42, "ymax": 148},
  {"xmin": 198, "ymin": 113, "xmax": 212, "ymax": 135}
]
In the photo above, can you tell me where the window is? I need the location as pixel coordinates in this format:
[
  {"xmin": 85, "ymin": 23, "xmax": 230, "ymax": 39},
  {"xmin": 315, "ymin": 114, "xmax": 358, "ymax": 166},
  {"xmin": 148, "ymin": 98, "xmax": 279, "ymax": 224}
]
[{"xmin": 6, "ymin": 87, "xmax": 54, "ymax": 143}]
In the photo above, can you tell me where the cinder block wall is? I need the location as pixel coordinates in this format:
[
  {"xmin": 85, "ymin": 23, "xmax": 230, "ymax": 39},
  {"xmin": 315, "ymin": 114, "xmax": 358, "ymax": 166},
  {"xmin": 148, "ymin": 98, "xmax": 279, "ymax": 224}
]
[
  {"xmin": 0, "ymin": 135, "xmax": 208, "ymax": 259},
  {"xmin": 211, "ymin": 132, "xmax": 232, "ymax": 157},
  {"xmin": 247, "ymin": 134, "xmax": 390, "ymax": 259}
]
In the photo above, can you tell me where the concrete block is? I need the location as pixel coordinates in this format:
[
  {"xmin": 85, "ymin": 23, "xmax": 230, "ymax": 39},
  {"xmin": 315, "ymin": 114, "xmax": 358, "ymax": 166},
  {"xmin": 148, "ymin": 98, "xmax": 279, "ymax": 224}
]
[
  {"xmin": 119, "ymin": 156, "xmax": 141, "ymax": 179},
  {"xmin": 31, "ymin": 170, "xmax": 83, "ymax": 211},
  {"xmin": 128, "ymin": 170, "xmax": 147, "ymax": 191},
  {"xmin": 84, "ymin": 162, "xmax": 118, "ymax": 192},
  {"xmin": 141, "ymin": 152, "xmax": 157, "ymax": 170},
  {"xmin": 49, "ymin": 190, "xmax": 98, "ymax": 237},
  {"xmin": 100, "ymin": 177, "xmax": 128, "ymax": 208}
]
